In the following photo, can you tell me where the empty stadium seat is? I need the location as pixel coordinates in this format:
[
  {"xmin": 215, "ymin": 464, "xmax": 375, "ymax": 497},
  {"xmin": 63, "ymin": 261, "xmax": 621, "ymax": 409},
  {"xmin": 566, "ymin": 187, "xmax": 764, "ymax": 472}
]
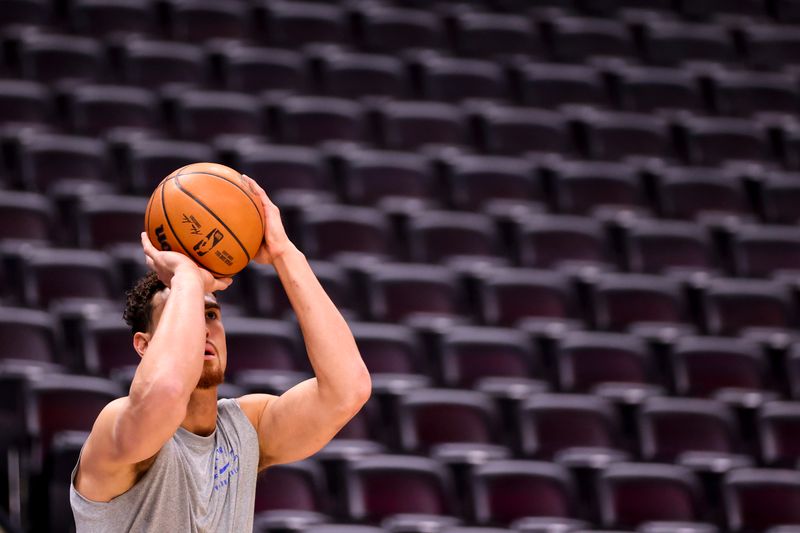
[
  {"xmin": 217, "ymin": 44, "xmax": 308, "ymax": 94},
  {"xmin": 416, "ymin": 55, "xmax": 510, "ymax": 103},
  {"xmin": 518, "ymin": 393, "xmax": 621, "ymax": 458},
  {"xmin": 171, "ymin": 90, "xmax": 262, "ymax": 142},
  {"xmin": 761, "ymin": 172, "xmax": 800, "ymax": 225},
  {"xmin": 671, "ymin": 336, "xmax": 767, "ymax": 397},
  {"xmin": 363, "ymin": 263, "xmax": 463, "ymax": 322},
  {"xmin": 259, "ymin": 1, "xmax": 350, "ymax": 48},
  {"xmin": 15, "ymin": 33, "xmax": 105, "ymax": 84},
  {"xmin": 546, "ymin": 16, "xmax": 636, "ymax": 62},
  {"xmin": 0, "ymin": 190, "xmax": 52, "ymax": 242},
  {"xmin": 0, "ymin": 79, "xmax": 50, "ymax": 126},
  {"xmin": 622, "ymin": 219, "xmax": 714, "ymax": 274},
  {"xmin": 344, "ymin": 455, "xmax": 456, "ymax": 522},
  {"xmin": 64, "ymin": 84, "xmax": 158, "ymax": 137},
  {"xmin": 79, "ymin": 313, "xmax": 135, "ymax": 376},
  {"xmin": 69, "ymin": 0, "xmax": 158, "ymax": 38},
  {"xmin": 598, "ymin": 463, "xmax": 703, "ymax": 529},
  {"xmin": 730, "ymin": 224, "xmax": 800, "ymax": 278},
  {"xmin": 0, "ymin": 306, "xmax": 59, "ymax": 364},
  {"xmin": 515, "ymin": 214, "xmax": 609, "ymax": 269},
  {"xmin": 254, "ymin": 459, "xmax": 327, "ymax": 514},
  {"xmin": 590, "ymin": 273, "xmax": 688, "ymax": 331},
  {"xmin": 710, "ymin": 70, "xmax": 800, "ymax": 117},
  {"xmin": 554, "ymin": 331, "xmax": 651, "ymax": 392},
  {"xmin": 472, "ymin": 460, "xmax": 575, "ymax": 524},
  {"xmin": 354, "ymin": 5, "xmax": 443, "ymax": 54},
  {"xmin": 74, "ymin": 194, "xmax": 147, "ymax": 248},
  {"xmin": 438, "ymin": 326, "xmax": 540, "ymax": 387},
  {"xmin": 474, "ymin": 104, "xmax": 571, "ymax": 156},
  {"xmin": 614, "ymin": 65, "xmax": 704, "ymax": 113},
  {"xmin": 639, "ymin": 396, "xmax": 739, "ymax": 461},
  {"xmin": 299, "ymin": 205, "xmax": 392, "ymax": 260},
  {"xmin": 744, "ymin": 25, "xmax": 800, "ymax": 69},
  {"xmin": 0, "ymin": 0, "xmax": 49, "ymax": 29},
  {"xmin": 335, "ymin": 148, "xmax": 435, "ymax": 205},
  {"xmin": 514, "ymin": 62, "xmax": 609, "ymax": 108},
  {"xmin": 548, "ymin": 161, "xmax": 645, "ymax": 215},
  {"xmin": 378, "ymin": 101, "xmax": 468, "ymax": 150},
  {"xmin": 405, "ymin": 210, "xmax": 501, "ymax": 264},
  {"xmin": 651, "ymin": 166, "xmax": 748, "ymax": 220},
  {"xmin": 314, "ymin": 49, "xmax": 408, "ymax": 100},
  {"xmin": 474, "ymin": 267, "xmax": 575, "ymax": 327},
  {"xmin": 724, "ymin": 468, "xmax": 800, "ymax": 532},
  {"xmin": 451, "ymin": 12, "xmax": 539, "ymax": 60},
  {"xmin": 679, "ymin": 117, "xmax": 770, "ymax": 166},
  {"xmin": 577, "ymin": 110, "xmax": 671, "ymax": 161},
  {"xmin": 20, "ymin": 248, "xmax": 118, "ymax": 308},
  {"xmin": 758, "ymin": 401, "xmax": 800, "ymax": 466},
  {"xmin": 703, "ymin": 279, "xmax": 794, "ymax": 336},
  {"xmin": 268, "ymin": 95, "xmax": 365, "ymax": 146},
  {"xmin": 165, "ymin": 0, "xmax": 250, "ymax": 42},
  {"xmin": 639, "ymin": 21, "xmax": 736, "ymax": 66},
  {"xmin": 397, "ymin": 389, "xmax": 499, "ymax": 453},
  {"xmin": 15, "ymin": 133, "xmax": 107, "ymax": 192},
  {"xmin": 351, "ymin": 322, "xmax": 422, "ymax": 375},
  {"xmin": 118, "ymin": 39, "xmax": 207, "ymax": 88},
  {"xmin": 222, "ymin": 317, "xmax": 302, "ymax": 378}
]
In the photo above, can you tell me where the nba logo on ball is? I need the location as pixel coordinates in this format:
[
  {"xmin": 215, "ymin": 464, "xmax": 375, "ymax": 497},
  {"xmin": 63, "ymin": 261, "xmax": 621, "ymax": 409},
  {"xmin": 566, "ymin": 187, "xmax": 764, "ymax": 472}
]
[{"xmin": 144, "ymin": 163, "xmax": 265, "ymax": 277}]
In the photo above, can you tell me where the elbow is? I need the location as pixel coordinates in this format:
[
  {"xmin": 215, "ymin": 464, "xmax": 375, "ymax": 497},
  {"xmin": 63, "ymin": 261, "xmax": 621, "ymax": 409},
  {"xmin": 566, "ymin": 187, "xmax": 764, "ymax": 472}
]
[
  {"xmin": 347, "ymin": 365, "xmax": 372, "ymax": 413},
  {"xmin": 131, "ymin": 379, "xmax": 189, "ymax": 418}
]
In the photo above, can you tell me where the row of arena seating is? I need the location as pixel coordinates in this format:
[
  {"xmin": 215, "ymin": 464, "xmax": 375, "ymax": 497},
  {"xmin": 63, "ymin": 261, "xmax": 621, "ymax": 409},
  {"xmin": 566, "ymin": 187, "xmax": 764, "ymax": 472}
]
[
  {"xmin": 6, "ymin": 0, "xmax": 800, "ymax": 68},
  {"xmin": 14, "ymin": 364, "xmax": 800, "ymax": 533},
  {"xmin": 7, "ymin": 102, "xmax": 800, "ymax": 170},
  {"xmin": 5, "ymin": 0, "xmax": 800, "ymax": 532}
]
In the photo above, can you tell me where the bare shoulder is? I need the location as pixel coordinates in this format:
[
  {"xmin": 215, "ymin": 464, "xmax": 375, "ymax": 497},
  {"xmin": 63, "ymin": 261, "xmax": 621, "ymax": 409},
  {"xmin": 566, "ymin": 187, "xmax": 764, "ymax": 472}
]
[
  {"xmin": 75, "ymin": 397, "xmax": 156, "ymax": 502},
  {"xmin": 236, "ymin": 394, "xmax": 276, "ymax": 430}
]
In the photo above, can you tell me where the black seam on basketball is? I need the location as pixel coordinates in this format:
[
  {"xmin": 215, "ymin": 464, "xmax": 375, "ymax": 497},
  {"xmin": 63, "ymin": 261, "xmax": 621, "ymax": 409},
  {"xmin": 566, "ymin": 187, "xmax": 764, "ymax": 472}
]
[
  {"xmin": 173, "ymin": 174, "xmax": 252, "ymax": 263},
  {"xmin": 161, "ymin": 179, "xmax": 227, "ymax": 277},
  {"xmin": 169, "ymin": 171, "xmax": 264, "ymax": 237}
]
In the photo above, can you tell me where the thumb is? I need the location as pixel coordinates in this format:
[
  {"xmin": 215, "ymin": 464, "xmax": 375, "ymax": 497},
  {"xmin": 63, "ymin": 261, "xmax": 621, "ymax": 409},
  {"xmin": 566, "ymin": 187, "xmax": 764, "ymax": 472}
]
[{"xmin": 212, "ymin": 277, "xmax": 233, "ymax": 292}]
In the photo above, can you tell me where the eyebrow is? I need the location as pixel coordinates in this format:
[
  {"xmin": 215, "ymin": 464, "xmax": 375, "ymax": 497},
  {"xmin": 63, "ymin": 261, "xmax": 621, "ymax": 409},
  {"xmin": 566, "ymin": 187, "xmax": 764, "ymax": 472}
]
[{"xmin": 204, "ymin": 302, "xmax": 221, "ymax": 312}]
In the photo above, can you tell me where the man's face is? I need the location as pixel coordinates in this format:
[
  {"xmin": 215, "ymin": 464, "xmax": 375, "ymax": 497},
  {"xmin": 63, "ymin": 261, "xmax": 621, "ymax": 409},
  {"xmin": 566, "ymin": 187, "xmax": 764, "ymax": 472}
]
[{"xmin": 148, "ymin": 289, "xmax": 228, "ymax": 390}]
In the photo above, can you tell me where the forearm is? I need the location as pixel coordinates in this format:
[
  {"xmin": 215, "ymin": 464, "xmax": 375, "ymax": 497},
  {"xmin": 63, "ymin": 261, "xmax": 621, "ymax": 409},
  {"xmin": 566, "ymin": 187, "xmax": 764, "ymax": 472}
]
[
  {"xmin": 273, "ymin": 246, "xmax": 370, "ymax": 408},
  {"xmin": 130, "ymin": 270, "xmax": 206, "ymax": 407}
]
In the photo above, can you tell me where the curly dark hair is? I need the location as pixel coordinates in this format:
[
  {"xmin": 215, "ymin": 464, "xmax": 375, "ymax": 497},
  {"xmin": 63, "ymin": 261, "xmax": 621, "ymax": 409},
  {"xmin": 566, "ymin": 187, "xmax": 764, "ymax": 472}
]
[{"xmin": 123, "ymin": 271, "xmax": 167, "ymax": 334}]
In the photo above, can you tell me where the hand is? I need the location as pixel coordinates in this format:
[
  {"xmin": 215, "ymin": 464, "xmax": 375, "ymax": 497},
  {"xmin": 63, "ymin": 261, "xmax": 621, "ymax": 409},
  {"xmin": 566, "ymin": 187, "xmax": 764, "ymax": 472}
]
[
  {"xmin": 141, "ymin": 232, "xmax": 232, "ymax": 293},
  {"xmin": 242, "ymin": 175, "xmax": 295, "ymax": 265}
]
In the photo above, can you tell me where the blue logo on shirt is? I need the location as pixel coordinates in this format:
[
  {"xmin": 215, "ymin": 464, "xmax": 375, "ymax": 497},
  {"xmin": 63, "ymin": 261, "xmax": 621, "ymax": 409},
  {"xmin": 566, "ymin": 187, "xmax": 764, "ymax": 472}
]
[{"xmin": 213, "ymin": 446, "xmax": 240, "ymax": 492}]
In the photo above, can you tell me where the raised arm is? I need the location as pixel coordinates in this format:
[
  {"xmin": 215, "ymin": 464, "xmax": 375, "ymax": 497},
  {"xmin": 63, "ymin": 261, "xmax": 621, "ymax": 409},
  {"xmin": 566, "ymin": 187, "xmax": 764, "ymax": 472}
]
[
  {"xmin": 75, "ymin": 234, "xmax": 231, "ymax": 501},
  {"xmin": 238, "ymin": 177, "xmax": 371, "ymax": 469}
]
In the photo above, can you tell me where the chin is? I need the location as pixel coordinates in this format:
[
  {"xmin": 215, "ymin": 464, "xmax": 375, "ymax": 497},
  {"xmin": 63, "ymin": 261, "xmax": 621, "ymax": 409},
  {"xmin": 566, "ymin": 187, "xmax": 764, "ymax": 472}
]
[{"xmin": 196, "ymin": 369, "xmax": 225, "ymax": 390}]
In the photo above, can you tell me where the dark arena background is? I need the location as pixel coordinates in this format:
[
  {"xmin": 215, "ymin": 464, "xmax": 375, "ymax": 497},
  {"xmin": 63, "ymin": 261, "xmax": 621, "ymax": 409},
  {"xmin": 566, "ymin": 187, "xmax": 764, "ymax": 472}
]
[{"xmin": 3, "ymin": 0, "xmax": 800, "ymax": 532}]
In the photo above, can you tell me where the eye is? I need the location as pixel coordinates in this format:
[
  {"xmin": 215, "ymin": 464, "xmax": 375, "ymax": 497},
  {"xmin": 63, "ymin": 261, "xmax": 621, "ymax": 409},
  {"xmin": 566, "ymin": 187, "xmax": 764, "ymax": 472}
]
[{"xmin": 206, "ymin": 310, "xmax": 219, "ymax": 320}]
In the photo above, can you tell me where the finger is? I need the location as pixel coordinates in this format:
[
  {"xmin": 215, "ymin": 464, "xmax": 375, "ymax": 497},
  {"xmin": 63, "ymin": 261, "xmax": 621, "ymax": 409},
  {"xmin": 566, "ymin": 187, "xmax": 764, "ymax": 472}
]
[
  {"xmin": 212, "ymin": 277, "xmax": 233, "ymax": 292},
  {"xmin": 141, "ymin": 232, "xmax": 158, "ymax": 257},
  {"xmin": 243, "ymin": 175, "xmax": 275, "ymax": 208}
]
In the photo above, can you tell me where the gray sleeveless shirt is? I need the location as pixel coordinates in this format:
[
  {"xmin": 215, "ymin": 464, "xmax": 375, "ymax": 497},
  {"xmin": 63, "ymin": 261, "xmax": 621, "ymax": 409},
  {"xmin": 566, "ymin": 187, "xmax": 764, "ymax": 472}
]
[{"xmin": 70, "ymin": 398, "xmax": 260, "ymax": 533}]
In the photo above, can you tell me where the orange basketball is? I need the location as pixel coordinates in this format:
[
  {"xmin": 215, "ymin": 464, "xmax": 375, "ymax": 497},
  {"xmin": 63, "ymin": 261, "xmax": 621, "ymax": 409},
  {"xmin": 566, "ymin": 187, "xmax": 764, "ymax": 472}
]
[{"xmin": 144, "ymin": 162, "xmax": 265, "ymax": 278}]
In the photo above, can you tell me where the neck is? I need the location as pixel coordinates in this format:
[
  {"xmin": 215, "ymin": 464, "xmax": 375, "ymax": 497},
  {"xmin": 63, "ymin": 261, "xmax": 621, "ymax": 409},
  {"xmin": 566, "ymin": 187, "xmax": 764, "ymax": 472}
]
[{"xmin": 180, "ymin": 387, "xmax": 218, "ymax": 436}]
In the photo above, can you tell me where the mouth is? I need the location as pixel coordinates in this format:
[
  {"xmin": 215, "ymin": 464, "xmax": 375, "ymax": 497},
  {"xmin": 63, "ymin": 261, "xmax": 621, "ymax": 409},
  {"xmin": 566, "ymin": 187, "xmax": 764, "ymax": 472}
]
[{"xmin": 203, "ymin": 343, "xmax": 217, "ymax": 360}]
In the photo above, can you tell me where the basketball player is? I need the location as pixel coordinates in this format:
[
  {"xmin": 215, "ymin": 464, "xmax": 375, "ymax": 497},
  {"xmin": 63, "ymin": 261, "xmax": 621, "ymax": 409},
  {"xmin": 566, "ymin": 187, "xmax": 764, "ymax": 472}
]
[{"xmin": 69, "ymin": 177, "xmax": 372, "ymax": 531}]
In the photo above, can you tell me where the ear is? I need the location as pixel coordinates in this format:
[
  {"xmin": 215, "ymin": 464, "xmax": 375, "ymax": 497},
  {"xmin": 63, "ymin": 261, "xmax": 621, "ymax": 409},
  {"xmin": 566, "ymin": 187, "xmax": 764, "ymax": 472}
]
[{"xmin": 133, "ymin": 332, "xmax": 151, "ymax": 358}]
